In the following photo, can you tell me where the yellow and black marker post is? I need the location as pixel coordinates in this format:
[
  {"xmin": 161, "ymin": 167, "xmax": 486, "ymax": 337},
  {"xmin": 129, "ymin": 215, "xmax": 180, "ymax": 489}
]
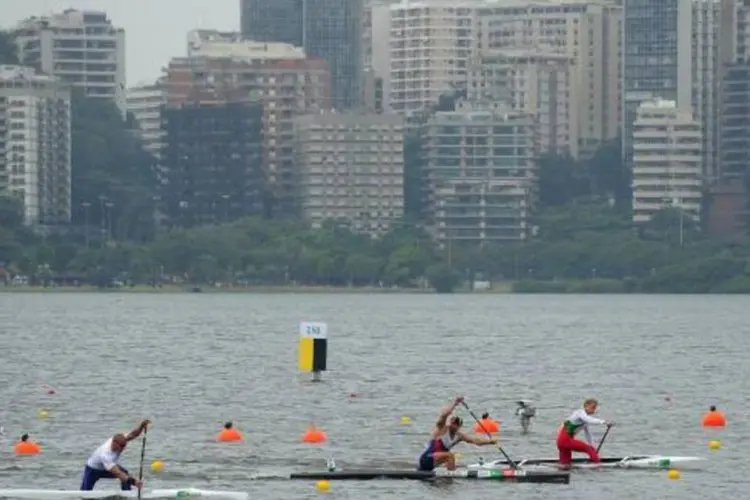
[{"xmin": 298, "ymin": 322, "xmax": 327, "ymax": 381}]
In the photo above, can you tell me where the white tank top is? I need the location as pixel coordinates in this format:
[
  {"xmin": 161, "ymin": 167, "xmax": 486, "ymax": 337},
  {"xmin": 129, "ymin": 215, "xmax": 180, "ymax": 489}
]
[{"xmin": 438, "ymin": 430, "xmax": 461, "ymax": 450}]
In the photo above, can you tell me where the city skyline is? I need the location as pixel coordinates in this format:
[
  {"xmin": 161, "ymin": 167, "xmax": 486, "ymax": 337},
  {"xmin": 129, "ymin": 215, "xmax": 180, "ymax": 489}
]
[{"xmin": 3, "ymin": 0, "xmax": 239, "ymax": 86}]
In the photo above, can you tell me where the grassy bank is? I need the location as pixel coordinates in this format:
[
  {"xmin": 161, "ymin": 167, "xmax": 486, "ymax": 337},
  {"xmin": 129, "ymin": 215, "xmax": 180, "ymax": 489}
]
[
  {"xmin": 511, "ymin": 278, "xmax": 750, "ymax": 294},
  {"xmin": 0, "ymin": 282, "xmax": 514, "ymax": 294}
]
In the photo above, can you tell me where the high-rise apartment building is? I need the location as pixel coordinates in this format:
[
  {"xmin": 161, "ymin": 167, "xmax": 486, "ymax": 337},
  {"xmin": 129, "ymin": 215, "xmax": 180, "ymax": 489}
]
[
  {"xmin": 240, "ymin": 0, "xmax": 303, "ymax": 47},
  {"xmin": 240, "ymin": 0, "xmax": 363, "ymax": 110},
  {"xmin": 421, "ymin": 102, "xmax": 536, "ymax": 245},
  {"xmin": 126, "ymin": 82, "xmax": 165, "ymax": 162},
  {"xmin": 364, "ymin": 0, "xmax": 395, "ymax": 111},
  {"xmin": 623, "ymin": 0, "xmax": 719, "ymax": 179},
  {"xmin": 479, "ymin": 0, "xmax": 622, "ymax": 157},
  {"xmin": 15, "ymin": 9, "xmax": 126, "ymax": 115},
  {"xmin": 631, "ymin": 99, "xmax": 702, "ymax": 223},
  {"xmin": 165, "ymin": 33, "xmax": 331, "ymax": 216},
  {"xmin": 388, "ymin": 1, "xmax": 481, "ymax": 115},
  {"xmin": 0, "ymin": 65, "xmax": 71, "ymax": 227},
  {"xmin": 467, "ymin": 48, "xmax": 578, "ymax": 158},
  {"xmin": 162, "ymin": 92, "xmax": 264, "ymax": 228},
  {"xmin": 294, "ymin": 112, "xmax": 405, "ymax": 235},
  {"xmin": 718, "ymin": 0, "xmax": 750, "ymax": 181},
  {"xmin": 692, "ymin": 0, "xmax": 720, "ymax": 181},
  {"xmin": 623, "ymin": 1, "xmax": 693, "ymax": 169}
]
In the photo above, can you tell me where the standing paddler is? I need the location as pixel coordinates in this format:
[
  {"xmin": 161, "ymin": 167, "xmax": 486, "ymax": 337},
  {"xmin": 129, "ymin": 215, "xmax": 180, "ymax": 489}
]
[
  {"xmin": 417, "ymin": 396, "xmax": 498, "ymax": 471},
  {"xmin": 80, "ymin": 419, "xmax": 150, "ymax": 491},
  {"xmin": 556, "ymin": 399, "xmax": 612, "ymax": 469}
]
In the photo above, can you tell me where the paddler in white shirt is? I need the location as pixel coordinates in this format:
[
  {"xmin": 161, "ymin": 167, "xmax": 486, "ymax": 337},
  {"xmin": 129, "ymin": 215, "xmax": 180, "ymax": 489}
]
[
  {"xmin": 556, "ymin": 399, "xmax": 612, "ymax": 469},
  {"xmin": 80, "ymin": 419, "xmax": 150, "ymax": 491}
]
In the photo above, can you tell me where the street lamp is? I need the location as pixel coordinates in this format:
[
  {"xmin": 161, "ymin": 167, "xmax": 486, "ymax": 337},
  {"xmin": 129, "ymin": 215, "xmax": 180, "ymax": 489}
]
[
  {"xmin": 98, "ymin": 195, "xmax": 106, "ymax": 246},
  {"xmin": 221, "ymin": 194, "xmax": 230, "ymax": 223},
  {"xmin": 82, "ymin": 202, "xmax": 91, "ymax": 248},
  {"xmin": 105, "ymin": 202, "xmax": 114, "ymax": 242}
]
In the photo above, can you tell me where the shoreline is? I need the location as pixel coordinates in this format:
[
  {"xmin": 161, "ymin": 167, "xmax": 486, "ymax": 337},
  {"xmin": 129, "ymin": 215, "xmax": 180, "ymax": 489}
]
[{"xmin": 0, "ymin": 284, "xmax": 513, "ymax": 294}]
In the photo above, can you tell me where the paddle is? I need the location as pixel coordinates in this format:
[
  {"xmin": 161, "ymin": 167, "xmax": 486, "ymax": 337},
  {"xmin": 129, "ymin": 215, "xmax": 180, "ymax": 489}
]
[
  {"xmin": 460, "ymin": 401, "xmax": 519, "ymax": 470},
  {"xmin": 596, "ymin": 424, "xmax": 611, "ymax": 453},
  {"xmin": 137, "ymin": 426, "xmax": 148, "ymax": 500}
]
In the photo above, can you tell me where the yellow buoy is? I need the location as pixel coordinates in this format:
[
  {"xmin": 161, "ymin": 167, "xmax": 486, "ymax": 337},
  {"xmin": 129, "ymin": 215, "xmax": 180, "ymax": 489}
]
[
  {"xmin": 400, "ymin": 416, "xmax": 412, "ymax": 425},
  {"xmin": 709, "ymin": 440, "xmax": 721, "ymax": 450},
  {"xmin": 667, "ymin": 469, "xmax": 681, "ymax": 480},
  {"xmin": 315, "ymin": 480, "xmax": 330, "ymax": 492},
  {"xmin": 38, "ymin": 410, "xmax": 49, "ymax": 419},
  {"xmin": 151, "ymin": 460, "xmax": 164, "ymax": 472}
]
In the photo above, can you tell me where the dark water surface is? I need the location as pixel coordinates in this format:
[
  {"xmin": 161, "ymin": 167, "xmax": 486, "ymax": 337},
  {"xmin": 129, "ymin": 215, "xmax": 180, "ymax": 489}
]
[{"xmin": 0, "ymin": 293, "xmax": 746, "ymax": 499}]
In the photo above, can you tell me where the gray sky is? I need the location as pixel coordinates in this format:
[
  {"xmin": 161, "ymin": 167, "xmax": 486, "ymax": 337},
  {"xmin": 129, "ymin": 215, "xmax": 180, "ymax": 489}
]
[{"xmin": 3, "ymin": 0, "xmax": 239, "ymax": 87}]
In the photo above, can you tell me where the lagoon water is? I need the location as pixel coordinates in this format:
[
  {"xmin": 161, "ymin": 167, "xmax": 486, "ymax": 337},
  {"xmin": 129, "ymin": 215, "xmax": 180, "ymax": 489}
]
[{"xmin": 0, "ymin": 293, "xmax": 747, "ymax": 499}]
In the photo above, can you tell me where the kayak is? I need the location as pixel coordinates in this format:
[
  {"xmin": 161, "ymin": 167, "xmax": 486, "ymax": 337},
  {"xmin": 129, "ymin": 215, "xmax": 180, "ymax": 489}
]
[{"xmin": 468, "ymin": 455, "xmax": 706, "ymax": 470}]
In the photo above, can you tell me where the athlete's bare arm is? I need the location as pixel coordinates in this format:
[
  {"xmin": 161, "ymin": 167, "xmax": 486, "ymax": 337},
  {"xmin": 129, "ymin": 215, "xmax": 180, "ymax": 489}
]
[
  {"xmin": 459, "ymin": 432, "xmax": 497, "ymax": 446},
  {"xmin": 124, "ymin": 419, "xmax": 150, "ymax": 442}
]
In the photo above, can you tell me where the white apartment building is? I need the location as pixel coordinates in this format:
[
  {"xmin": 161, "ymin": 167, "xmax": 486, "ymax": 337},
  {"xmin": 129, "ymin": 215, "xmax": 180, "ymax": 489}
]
[
  {"xmin": 479, "ymin": 0, "xmax": 621, "ymax": 156},
  {"xmin": 126, "ymin": 82, "xmax": 165, "ymax": 162},
  {"xmin": 467, "ymin": 48, "xmax": 578, "ymax": 158},
  {"xmin": 632, "ymin": 99, "xmax": 703, "ymax": 223},
  {"xmin": 0, "ymin": 66, "xmax": 72, "ymax": 227},
  {"xmin": 294, "ymin": 112, "xmax": 405, "ymax": 236},
  {"xmin": 15, "ymin": 10, "xmax": 126, "ymax": 115},
  {"xmin": 388, "ymin": 1, "xmax": 483, "ymax": 114},
  {"xmin": 422, "ymin": 102, "xmax": 536, "ymax": 245},
  {"xmin": 364, "ymin": 0, "xmax": 395, "ymax": 110}
]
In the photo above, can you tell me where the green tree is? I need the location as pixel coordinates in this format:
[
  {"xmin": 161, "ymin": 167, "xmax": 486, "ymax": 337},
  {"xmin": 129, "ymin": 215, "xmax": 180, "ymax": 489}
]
[
  {"xmin": 426, "ymin": 263, "xmax": 462, "ymax": 293},
  {"xmin": 70, "ymin": 91, "xmax": 159, "ymax": 242}
]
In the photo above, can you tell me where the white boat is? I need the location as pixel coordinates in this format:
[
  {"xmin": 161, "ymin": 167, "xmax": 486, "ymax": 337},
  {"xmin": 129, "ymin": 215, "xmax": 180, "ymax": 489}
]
[
  {"xmin": 468, "ymin": 455, "xmax": 705, "ymax": 471},
  {"xmin": 0, "ymin": 488, "xmax": 248, "ymax": 499}
]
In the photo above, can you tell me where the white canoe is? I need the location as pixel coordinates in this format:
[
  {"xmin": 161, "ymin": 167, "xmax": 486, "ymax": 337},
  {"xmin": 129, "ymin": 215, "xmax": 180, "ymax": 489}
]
[
  {"xmin": 0, "ymin": 489, "xmax": 248, "ymax": 499},
  {"xmin": 468, "ymin": 455, "xmax": 706, "ymax": 471}
]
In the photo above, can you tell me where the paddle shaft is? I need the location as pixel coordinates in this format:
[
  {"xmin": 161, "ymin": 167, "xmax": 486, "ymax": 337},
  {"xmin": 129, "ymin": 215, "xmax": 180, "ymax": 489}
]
[
  {"xmin": 460, "ymin": 401, "xmax": 518, "ymax": 469},
  {"xmin": 596, "ymin": 425, "xmax": 611, "ymax": 453},
  {"xmin": 137, "ymin": 427, "xmax": 147, "ymax": 499}
]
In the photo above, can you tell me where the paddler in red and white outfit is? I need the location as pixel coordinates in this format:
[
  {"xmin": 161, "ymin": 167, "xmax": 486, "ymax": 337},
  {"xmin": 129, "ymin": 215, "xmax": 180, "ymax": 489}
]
[{"xmin": 556, "ymin": 398, "xmax": 613, "ymax": 469}]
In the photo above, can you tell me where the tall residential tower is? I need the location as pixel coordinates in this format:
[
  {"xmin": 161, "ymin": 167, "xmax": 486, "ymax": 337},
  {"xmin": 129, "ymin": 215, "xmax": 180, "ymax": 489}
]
[{"xmin": 15, "ymin": 9, "xmax": 126, "ymax": 115}]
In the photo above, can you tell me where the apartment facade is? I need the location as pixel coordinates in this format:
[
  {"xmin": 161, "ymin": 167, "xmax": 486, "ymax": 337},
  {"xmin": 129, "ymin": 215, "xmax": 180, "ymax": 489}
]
[
  {"xmin": 718, "ymin": 0, "xmax": 750, "ymax": 181},
  {"xmin": 162, "ymin": 95, "xmax": 264, "ymax": 228},
  {"xmin": 15, "ymin": 9, "xmax": 126, "ymax": 115},
  {"xmin": 631, "ymin": 99, "xmax": 702, "ymax": 223},
  {"xmin": 164, "ymin": 34, "xmax": 331, "ymax": 216},
  {"xmin": 240, "ymin": 0, "xmax": 304, "ymax": 47},
  {"xmin": 294, "ymin": 112, "xmax": 405, "ymax": 235},
  {"xmin": 0, "ymin": 65, "xmax": 71, "ymax": 227},
  {"xmin": 692, "ymin": 0, "xmax": 720, "ymax": 181},
  {"xmin": 126, "ymin": 82, "xmax": 165, "ymax": 162},
  {"xmin": 421, "ymin": 103, "xmax": 536, "ymax": 245},
  {"xmin": 303, "ymin": 0, "xmax": 364, "ymax": 110},
  {"xmin": 467, "ymin": 48, "xmax": 578, "ymax": 158},
  {"xmin": 623, "ymin": 0, "xmax": 693, "ymax": 171},
  {"xmin": 479, "ymin": 0, "xmax": 621, "ymax": 157},
  {"xmin": 240, "ymin": 0, "xmax": 363, "ymax": 110},
  {"xmin": 364, "ymin": 0, "xmax": 396, "ymax": 111},
  {"xmin": 388, "ymin": 1, "xmax": 482, "ymax": 114}
]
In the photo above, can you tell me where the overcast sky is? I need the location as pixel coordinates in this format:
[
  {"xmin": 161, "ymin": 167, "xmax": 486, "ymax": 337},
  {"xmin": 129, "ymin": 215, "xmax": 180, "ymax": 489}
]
[{"xmin": 3, "ymin": 0, "xmax": 240, "ymax": 87}]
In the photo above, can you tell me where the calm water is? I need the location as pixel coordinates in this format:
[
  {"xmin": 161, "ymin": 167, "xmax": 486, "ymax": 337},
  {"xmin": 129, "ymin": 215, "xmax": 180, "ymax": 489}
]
[{"xmin": 0, "ymin": 293, "xmax": 747, "ymax": 499}]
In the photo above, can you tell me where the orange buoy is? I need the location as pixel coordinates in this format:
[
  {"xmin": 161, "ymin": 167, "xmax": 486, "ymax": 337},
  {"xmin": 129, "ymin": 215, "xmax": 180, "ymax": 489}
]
[
  {"xmin": 14, "ymin": 434, "xmax": 41, "ymax": 455},
  {"xmin": 702, "ymin": 406, "xmax": 726, "ymax": 428},
  {"xmin": 473, "ymin": 413, "xmax": 500, "ymax": 434},
  {"xmin": 302, "ymin": 425, "xmax": 327, "ymax": 444},
  {"xmin": 217, "ymin": 422, "xmax": 243, "ymax": 442}
]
